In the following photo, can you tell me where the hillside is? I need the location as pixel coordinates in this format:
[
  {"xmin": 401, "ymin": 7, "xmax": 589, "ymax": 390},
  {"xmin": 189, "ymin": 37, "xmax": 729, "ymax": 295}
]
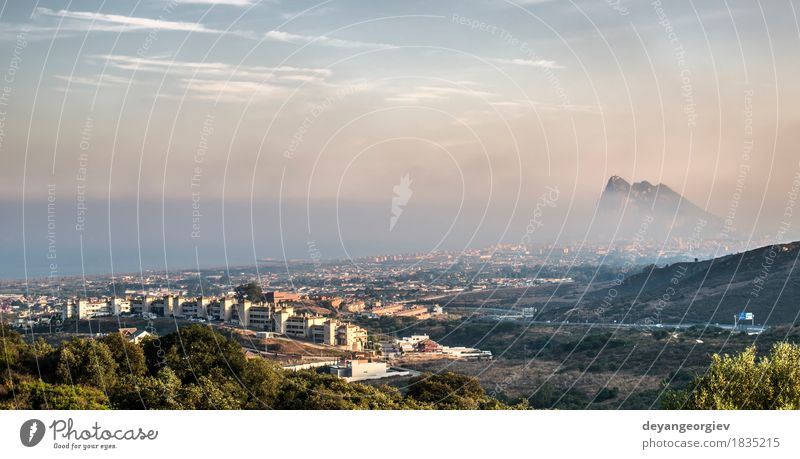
[{"xmin": 595, "ymin": 241, "xmax": 800, "ymax": 324}]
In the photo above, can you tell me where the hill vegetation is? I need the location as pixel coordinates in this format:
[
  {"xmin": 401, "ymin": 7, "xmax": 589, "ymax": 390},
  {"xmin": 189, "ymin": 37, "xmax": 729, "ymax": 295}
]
[
  {"xmin": 663, "ymin": 342, "xmax": 800, "ymax": 409},
  {"xmin": 611, "ymin": 241, "xmax": 800, "ymax": 324},
  {"xmin": 0, "ymin": 324, "xmax": 518, "ymax": 410}
]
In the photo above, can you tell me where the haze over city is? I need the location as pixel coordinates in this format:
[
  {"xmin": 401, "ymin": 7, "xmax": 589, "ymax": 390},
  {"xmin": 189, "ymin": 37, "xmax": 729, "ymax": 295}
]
[
  {"xmin": 6, "ymin": 1, "xmax": 800, "ymax": 437},
  {"xmin": 2, "ymin": 0, "xmax": 800, "ymax": 277}
]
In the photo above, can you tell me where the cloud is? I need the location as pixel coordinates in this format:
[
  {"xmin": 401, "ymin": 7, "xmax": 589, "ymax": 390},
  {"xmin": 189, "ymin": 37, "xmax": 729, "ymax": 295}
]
[
  {"xmin": 280, "ymin": 6, "xmax": 337, "ymax": 20},
  {"xmin": 85, "ymin": 54, "xmax": 333, "ymax": 101},
  {"xmin": 417, "ymin": 85, "xmax": 498, "ymax": 98},
  {"xmin": 521, "ymin": 100, "xmax": 602, "ymax": 114},
  {"xmin": 383, "ymin": 82, "xmax": 602, "ymax": 114},
  {"xmin": 264, "ymin": 30, "xmax": 394, "ymax": 49},
  {"xmin": 488, "ymin": 101, "xmax": 522, "ymax": 107},
  {"xmin": 16, "ymin": 8, "xmax": 388, "ymax": 47},
  {"xmin": 386, "ymin": 84, "xmax": 498, "ymax": 103},
  {"xmin": 34, "ymin": 8, "xmax": 243, "ymax": 36},
  {"xmin": 495, "ymin": 58, "xmax": 564, "ymax": 69},
  {"xmin": 385, "ymin": 93, "xmax": 444, "ymax": 103},
  {"xmin": 54, "ymin": 73, "xmax": 132, "ymax": 88},
  {"xmin": 51, "ymin": 74, "xmax": 136, "ymax": 94},
  {"xmin": 96, "ymin": 54, "xmax": 332, "ymax": 82},
  {"xmin": 179, "ymin": 78, "xmax": 287, "ymax": 101},
  {"xmin": 174, "ymin": 0, "xmax": 256, "ymax": 5}
]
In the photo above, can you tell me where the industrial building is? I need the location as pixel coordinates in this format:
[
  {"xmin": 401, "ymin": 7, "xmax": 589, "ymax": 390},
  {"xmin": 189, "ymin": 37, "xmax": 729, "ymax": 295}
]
[{"xmin": 328, "ymin": 359, "xmax": 410, "ymax": 382}]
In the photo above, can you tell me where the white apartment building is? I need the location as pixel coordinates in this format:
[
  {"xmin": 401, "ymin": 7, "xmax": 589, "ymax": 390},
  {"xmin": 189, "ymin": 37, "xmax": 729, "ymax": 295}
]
[
  {"xmin": 62, "ymin": 294, "xmax": 368, "ymax": 351},
  {"xmin": 69, "ymin": 297, "xmax": 132, "ymax": 319}
]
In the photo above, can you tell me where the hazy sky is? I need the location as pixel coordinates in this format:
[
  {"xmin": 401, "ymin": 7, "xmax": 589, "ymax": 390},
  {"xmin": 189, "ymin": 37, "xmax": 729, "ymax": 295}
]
[{"xmin": 1, "ymin": 0, "xmax": 800, "ymax": 277}]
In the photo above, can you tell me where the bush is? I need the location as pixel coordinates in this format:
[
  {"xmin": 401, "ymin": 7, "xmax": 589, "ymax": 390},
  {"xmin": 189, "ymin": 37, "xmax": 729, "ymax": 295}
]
[
  {"xmin": 56, "ymin": 338, "xmax": 118, "ymax": 390},
  {"xmin": 143, "ymin": 324, "xmax": 246, "ymax": 383},
  {"xmin": 100, "ymin": 332, "xmax": 147, "ymax": 378},
  {"xmin": 651, "ymin": 329, "xmax": 669, "ymax": 340},
  {"xmin": 407, "ymin": 372, "xmax": 515, "ymax": 409},
  {"xmin": 5, "ymin": 380, "xmax": 110, "ymax": 409},
  {"xmin": 663, "ymin": 343, "xmax": 800, "ymax": 409},
  {"xmin": 594, "ymin": 387, "xmax": 619, "ymax": 402}
]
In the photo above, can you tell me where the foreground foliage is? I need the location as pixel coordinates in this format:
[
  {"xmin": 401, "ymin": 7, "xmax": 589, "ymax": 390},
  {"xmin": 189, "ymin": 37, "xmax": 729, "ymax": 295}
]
[
  {"xmin": 663, "ymin": 342, "xmax": 800, "ymax": 409},
  {"xmin": 0, "ymin": 324, "xmax": 517, "ymax": 410}
]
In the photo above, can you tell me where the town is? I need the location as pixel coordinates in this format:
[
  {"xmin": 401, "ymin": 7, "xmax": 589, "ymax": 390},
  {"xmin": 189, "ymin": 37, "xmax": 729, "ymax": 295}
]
[
  {"xmin": 0, "ymin": 239, "xmax": 754, "ymax": 305},
  {"xmin": 1, "ymin": 285, "xmax": 493, "ymax": 384}
]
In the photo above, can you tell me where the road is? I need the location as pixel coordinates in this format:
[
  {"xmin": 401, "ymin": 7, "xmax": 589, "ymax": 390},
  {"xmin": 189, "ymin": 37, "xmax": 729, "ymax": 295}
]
[{"xmin": 447, "ymin": 306, "xmax": 769, "ymax": 334}]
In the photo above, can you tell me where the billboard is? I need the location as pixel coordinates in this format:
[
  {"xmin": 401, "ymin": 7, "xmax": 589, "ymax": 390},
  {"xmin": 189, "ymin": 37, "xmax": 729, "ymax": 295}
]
[{"xmin": 738, "ymin": 312, "xmax": 754, "ymax": 321}]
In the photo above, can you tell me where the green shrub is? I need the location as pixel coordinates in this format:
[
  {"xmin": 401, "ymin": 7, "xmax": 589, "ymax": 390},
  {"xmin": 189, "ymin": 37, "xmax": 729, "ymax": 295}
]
[{"xmin": 663, "ymin": 343, "xmax": 800, "ymax": 409}]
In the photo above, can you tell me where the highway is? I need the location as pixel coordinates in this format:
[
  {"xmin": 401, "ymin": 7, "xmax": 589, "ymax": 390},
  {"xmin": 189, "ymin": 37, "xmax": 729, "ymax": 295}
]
[{"xmin": 448, "ymin": 306, "xmax": 769, "ymax": 334}]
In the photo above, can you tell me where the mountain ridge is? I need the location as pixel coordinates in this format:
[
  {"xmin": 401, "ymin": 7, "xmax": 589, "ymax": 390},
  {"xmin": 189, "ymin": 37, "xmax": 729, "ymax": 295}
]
[
  {"xmin": 588, "ymin": 240, "xmax": 800, "ymax": 325},
  {"xmin": 592, "ymin": 175, "xmax": 726, "ymax": 242}
]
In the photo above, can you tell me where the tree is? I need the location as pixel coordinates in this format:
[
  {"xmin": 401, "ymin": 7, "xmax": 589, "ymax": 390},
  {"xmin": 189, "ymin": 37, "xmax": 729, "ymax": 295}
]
[
  {"xmin": 274, "ymin": 370, "xmax": 419, "ymax": 409},
  {"xmin": 19, "ymin": 338, "xmax": 59, "ymax": 382},
  {"xmin": 100, "ymin": 333, "xmax": 147, "ymax": 378},
  {"xmin": 56, "ymin": 338, "xmax": 118, "ymax": 390},
  {"xmin": 0, "ymin": 324, "xmax": 25, "ymax": 370},
  {"xmin": 142, "ymin": 324, "xmax": 246, "ymax": 383},
  {"xmin": 112, "ymin": 368, "xmax": 186, "ymax": 409},
  {"xmin": 192, "ymin": 370, "xmax": 246, "ymax": 409},
  {"xmin": 234, "ymin": 282, "xmax": 264, "ymax": 303},
  {"xmin": 663, "ymin": 343, "xmax": 800, "ymax": 409},
  {"xmin": 407, "ymin": 372, "xmax": 509, "ymax": 409},
  {"xmin": 240, "ymin": 358, "xmax": 282, "ymax": 408}
]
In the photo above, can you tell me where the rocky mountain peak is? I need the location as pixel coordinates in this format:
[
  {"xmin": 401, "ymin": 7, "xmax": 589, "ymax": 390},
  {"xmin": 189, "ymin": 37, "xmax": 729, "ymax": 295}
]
[{"xmin": 605, "ymin": 175, "xmax": 631, "ymax": 193}]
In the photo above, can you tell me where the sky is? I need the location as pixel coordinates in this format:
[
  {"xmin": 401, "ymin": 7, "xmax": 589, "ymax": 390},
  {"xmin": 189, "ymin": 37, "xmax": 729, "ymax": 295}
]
[{"xmin": 1, "ymin": 0, "xmax": 800, "ymax": 278}]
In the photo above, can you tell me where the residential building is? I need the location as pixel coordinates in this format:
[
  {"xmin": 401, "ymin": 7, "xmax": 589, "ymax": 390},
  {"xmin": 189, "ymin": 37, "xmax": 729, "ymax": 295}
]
[
  {"xmin": 74, "ymin": 299, "xmax": 113, "ymax": 319},
  {"xmin": 210, "ymin": 297, "xmax": 236, "ymax": 321},
  {"xmin": 371, "ymin": 303, "xmax": 404, "ymax": 316},
  {"xmin": 273, "ymin": 306, "xmax": 294, "ymax": 334},
  {"xmin": 337, "ymin": 322, "xmax": 368, "ymax": 351},
  {"xmin": 61, "ymin": 293, "xmax": 367, "ymax": 351},
  {"xmin": 284, "ymin": 314, "xmax": 326, "ymax": 339},
  {"xmin": 248, "ymin": 305, "xmax": 272, "ymax": 330},
  {"xmin": 265, "ymin": 291, "xmax": 301, "ymax": 303}
]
